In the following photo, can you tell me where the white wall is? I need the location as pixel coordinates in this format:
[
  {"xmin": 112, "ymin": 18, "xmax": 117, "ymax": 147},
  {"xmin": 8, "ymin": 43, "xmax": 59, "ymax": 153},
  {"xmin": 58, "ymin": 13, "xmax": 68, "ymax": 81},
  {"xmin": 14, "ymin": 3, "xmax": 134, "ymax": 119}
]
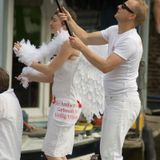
[
  {"xmin": 0, "ymin": 0, "xmax": 5, "ymax": 67},
  {"xmin": 0, "ymin": 0, "xmax": 14, "ymax": 88}
]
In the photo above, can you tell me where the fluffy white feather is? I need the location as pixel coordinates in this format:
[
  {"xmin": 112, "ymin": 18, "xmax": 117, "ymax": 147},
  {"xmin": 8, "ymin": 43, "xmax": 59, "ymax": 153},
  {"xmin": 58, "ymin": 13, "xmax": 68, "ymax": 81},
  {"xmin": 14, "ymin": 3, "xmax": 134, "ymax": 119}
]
[
  {"xmin": 19, "ymin": 67, "xmax": 42, "ymax": 88},
  {"xmin": 13, "ymin": 29, "xmax": 69, "ymax": 66},
  {"xmin": 73, "ymin": 44, "xmax": 108, "ymax": 122},
  {"xmin": 73, "ymin": 54, "xmax": 105, "ymax": 122}
]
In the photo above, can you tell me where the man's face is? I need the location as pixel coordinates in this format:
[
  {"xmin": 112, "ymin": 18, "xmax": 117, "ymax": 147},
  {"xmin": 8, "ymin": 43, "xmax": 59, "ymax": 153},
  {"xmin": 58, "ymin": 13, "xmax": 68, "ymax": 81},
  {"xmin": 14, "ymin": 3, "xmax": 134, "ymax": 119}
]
[{"xmin": 114, "ymin": 0, "xmax": 136, "ymax": 22}]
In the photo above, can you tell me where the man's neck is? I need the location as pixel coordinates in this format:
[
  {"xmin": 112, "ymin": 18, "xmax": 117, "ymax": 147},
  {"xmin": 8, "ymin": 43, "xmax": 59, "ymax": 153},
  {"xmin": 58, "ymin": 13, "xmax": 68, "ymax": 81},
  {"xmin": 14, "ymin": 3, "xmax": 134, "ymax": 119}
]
[{"xmin": 118, "ymin": 22, "xmax": 135, "ymax": 34}]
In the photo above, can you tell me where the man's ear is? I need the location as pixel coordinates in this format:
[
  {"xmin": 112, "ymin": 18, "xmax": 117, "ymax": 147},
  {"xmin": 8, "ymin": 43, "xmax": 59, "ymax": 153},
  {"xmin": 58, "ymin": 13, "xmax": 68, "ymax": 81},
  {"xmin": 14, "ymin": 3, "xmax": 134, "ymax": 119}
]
[{"xmin": 129, "ymin": 13, "xmax": 136, "ymax": 21}]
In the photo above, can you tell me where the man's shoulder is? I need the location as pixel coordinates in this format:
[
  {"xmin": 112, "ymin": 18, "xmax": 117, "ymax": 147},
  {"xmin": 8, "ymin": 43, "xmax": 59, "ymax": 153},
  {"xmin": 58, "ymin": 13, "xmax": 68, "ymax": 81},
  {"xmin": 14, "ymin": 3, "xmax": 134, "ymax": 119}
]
[
  {"xmin": 102, "ymin": 25, "xmax": 118, "ymax": 34},
  {"xmin": 108, "ymin": 25, "xmax": 118, "ymax": 31}
]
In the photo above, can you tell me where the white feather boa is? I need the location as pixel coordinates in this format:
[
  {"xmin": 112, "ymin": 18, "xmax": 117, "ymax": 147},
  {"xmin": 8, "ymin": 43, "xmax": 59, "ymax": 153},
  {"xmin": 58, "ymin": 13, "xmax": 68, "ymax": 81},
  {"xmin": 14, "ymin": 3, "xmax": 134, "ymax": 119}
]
[
  {"xmin": 19, "ymin": 67, "xmax": 41, "ymax": 88},
  {"xmin": 13, "ymin": 29, "xmax": 69, "ymax": 88},
  {"xmin": 13, "ymin": 29, "xmax": 69, "ymax": 66}
]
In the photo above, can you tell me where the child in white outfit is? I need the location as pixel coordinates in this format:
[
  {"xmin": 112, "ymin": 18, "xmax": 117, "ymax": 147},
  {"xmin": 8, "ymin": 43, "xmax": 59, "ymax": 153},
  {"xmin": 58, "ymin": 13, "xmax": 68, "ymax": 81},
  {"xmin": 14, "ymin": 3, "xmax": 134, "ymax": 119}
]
[{"xmin": 0, "ymin": 67, "xmax": 23, "ymax": 160}]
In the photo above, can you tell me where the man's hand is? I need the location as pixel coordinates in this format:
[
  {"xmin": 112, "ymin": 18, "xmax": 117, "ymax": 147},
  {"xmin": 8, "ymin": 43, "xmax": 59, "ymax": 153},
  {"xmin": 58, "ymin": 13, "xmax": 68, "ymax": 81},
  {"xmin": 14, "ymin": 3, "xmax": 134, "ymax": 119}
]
[
  {"xmin": 69, "ymin": 34, "xmax": 86, "ymax": 51},
  {"xmin": 58, "ymin": 7, "xmax": 72, "ymax": 23}
]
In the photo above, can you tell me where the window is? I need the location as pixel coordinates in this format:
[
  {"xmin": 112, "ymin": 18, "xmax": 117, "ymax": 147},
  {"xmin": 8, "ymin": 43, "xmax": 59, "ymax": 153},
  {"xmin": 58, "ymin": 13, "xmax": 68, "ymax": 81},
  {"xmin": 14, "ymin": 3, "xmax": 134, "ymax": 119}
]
[{"xmin": 12, "ymin": 0, "xmax": 50, "ymax": 120}]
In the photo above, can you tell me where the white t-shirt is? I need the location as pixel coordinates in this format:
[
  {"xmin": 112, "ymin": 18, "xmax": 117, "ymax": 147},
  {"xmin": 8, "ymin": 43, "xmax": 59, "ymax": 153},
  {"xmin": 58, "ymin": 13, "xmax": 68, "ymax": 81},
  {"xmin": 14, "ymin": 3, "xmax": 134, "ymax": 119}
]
[
  {"xmin": 0, "ymin": 89, "xmax": 23, "ymax": 160},
  {"xmin": 101, "ymin": 25, "xmax": 143, "ymax": 95}
]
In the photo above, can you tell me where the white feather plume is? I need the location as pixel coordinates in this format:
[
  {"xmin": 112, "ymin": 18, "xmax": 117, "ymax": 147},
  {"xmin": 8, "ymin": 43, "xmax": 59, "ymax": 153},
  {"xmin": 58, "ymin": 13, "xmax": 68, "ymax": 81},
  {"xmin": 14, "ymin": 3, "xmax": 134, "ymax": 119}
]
[
  {"xmin": 19, "ymin": 67, "xmax": 42, "ymax": 88},
  {"xmin": 13, "ymin": 29, "xmax": 69, "ymax": 66}
]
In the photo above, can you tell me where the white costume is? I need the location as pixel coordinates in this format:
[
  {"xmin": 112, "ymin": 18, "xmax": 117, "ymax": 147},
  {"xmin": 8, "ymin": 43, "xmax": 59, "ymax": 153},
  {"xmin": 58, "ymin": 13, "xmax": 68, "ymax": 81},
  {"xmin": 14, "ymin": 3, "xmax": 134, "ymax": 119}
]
[
  {"xmin": 13, "ymin": 29, "xmax": 106, "ymax": 157},
  {"xmin": 100, "ymin": 25, "xmax": 142, "ymax": 160},
  {"xmin": 0, "ymin": 89, "xmax": 23, "ymax": 160}
]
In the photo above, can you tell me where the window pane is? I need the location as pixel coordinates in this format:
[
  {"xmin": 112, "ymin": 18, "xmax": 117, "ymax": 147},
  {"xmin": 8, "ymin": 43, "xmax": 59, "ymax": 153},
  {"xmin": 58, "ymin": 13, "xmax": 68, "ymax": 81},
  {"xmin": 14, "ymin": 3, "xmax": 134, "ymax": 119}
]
[{"xmin": 12, "ymin": 3, "xmax": 41, "ymax": 108}]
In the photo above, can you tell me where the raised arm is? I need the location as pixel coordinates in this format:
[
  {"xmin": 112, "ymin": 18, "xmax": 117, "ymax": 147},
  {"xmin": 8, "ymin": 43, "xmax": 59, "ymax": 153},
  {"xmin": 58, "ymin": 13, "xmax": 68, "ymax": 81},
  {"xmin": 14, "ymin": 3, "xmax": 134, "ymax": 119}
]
[
  {"xmin": 30, "ymin": 41, "xmax": 78, "ymax": 77},
  {"xmin": 59, "ymin": 7, "xmax": 108, "ymax": 45},
  {"xmin": 69, "ymin": 35, "xmax": 125, "ymax": 73}
]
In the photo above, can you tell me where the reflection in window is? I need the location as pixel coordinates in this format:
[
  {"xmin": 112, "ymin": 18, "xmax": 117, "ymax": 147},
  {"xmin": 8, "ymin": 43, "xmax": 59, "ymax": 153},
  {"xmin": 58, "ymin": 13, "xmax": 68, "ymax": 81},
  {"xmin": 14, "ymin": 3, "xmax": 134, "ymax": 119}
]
[{"xmin": 12, "ymin": 1, "xmax": 42, "ymax": 108}]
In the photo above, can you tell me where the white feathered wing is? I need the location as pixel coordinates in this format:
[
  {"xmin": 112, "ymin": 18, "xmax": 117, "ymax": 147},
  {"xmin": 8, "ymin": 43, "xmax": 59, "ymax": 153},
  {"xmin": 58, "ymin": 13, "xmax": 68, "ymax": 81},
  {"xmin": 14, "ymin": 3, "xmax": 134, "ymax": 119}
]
[{"xmin": 73, "ymin": 44, "xmax": 108, "ymax": 122}]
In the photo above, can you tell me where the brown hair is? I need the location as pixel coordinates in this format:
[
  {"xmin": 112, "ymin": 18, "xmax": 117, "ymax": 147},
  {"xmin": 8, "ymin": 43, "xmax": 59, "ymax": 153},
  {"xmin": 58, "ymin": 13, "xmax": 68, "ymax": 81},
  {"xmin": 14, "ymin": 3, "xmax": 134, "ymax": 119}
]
[
  {"xmin": 133, "ymin": 0, "xmax": 148, "ymax": 25},
  {"xmin": 54, "ymin": 7, "xmax": 77, "ymax": 22},
  {"xmin": 0, "ymin": 67, "xmax": 9, "ymax": 93},
  {"xmin": 67, "ymin": 7, "xmax": 77, "ymax": 22}
]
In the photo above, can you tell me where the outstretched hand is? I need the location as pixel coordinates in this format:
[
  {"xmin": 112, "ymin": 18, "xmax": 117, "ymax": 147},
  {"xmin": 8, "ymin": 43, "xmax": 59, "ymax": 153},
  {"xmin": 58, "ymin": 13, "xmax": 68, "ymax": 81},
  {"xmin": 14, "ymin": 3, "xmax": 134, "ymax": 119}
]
[
  {"xmin": 15, "ymin": 75, "xmax": 22, "ymax": 81},
  {"xmin": 13, "ymin": 41, "xmax": 22, "ymax": 55},
  {"xmin": 15, "ymin": 73, "xmax": 30, "ymax": 82}
]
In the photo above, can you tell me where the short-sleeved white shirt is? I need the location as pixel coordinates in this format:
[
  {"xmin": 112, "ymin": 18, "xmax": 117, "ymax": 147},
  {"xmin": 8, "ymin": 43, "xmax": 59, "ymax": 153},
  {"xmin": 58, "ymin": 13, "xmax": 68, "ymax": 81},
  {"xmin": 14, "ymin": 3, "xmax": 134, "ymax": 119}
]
[
  {"xmin": 101, "ymin": 25, "xmax": 143, "ymax": 95},
  {"xmin": 0, "ymin": 89, "xmax": 23, "ymax": 160}
]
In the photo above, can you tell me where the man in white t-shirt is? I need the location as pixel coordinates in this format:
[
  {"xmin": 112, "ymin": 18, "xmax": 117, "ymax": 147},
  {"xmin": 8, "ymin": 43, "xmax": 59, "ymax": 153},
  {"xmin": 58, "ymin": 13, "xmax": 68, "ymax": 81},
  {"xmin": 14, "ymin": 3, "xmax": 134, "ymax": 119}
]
[
  {"xmin": 59, "ymin": 0, "xmax": 148, "ymax": 159},
  {"xmin": 0, "ymin": 67, "xmax": 23, "ymax": 160}
]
